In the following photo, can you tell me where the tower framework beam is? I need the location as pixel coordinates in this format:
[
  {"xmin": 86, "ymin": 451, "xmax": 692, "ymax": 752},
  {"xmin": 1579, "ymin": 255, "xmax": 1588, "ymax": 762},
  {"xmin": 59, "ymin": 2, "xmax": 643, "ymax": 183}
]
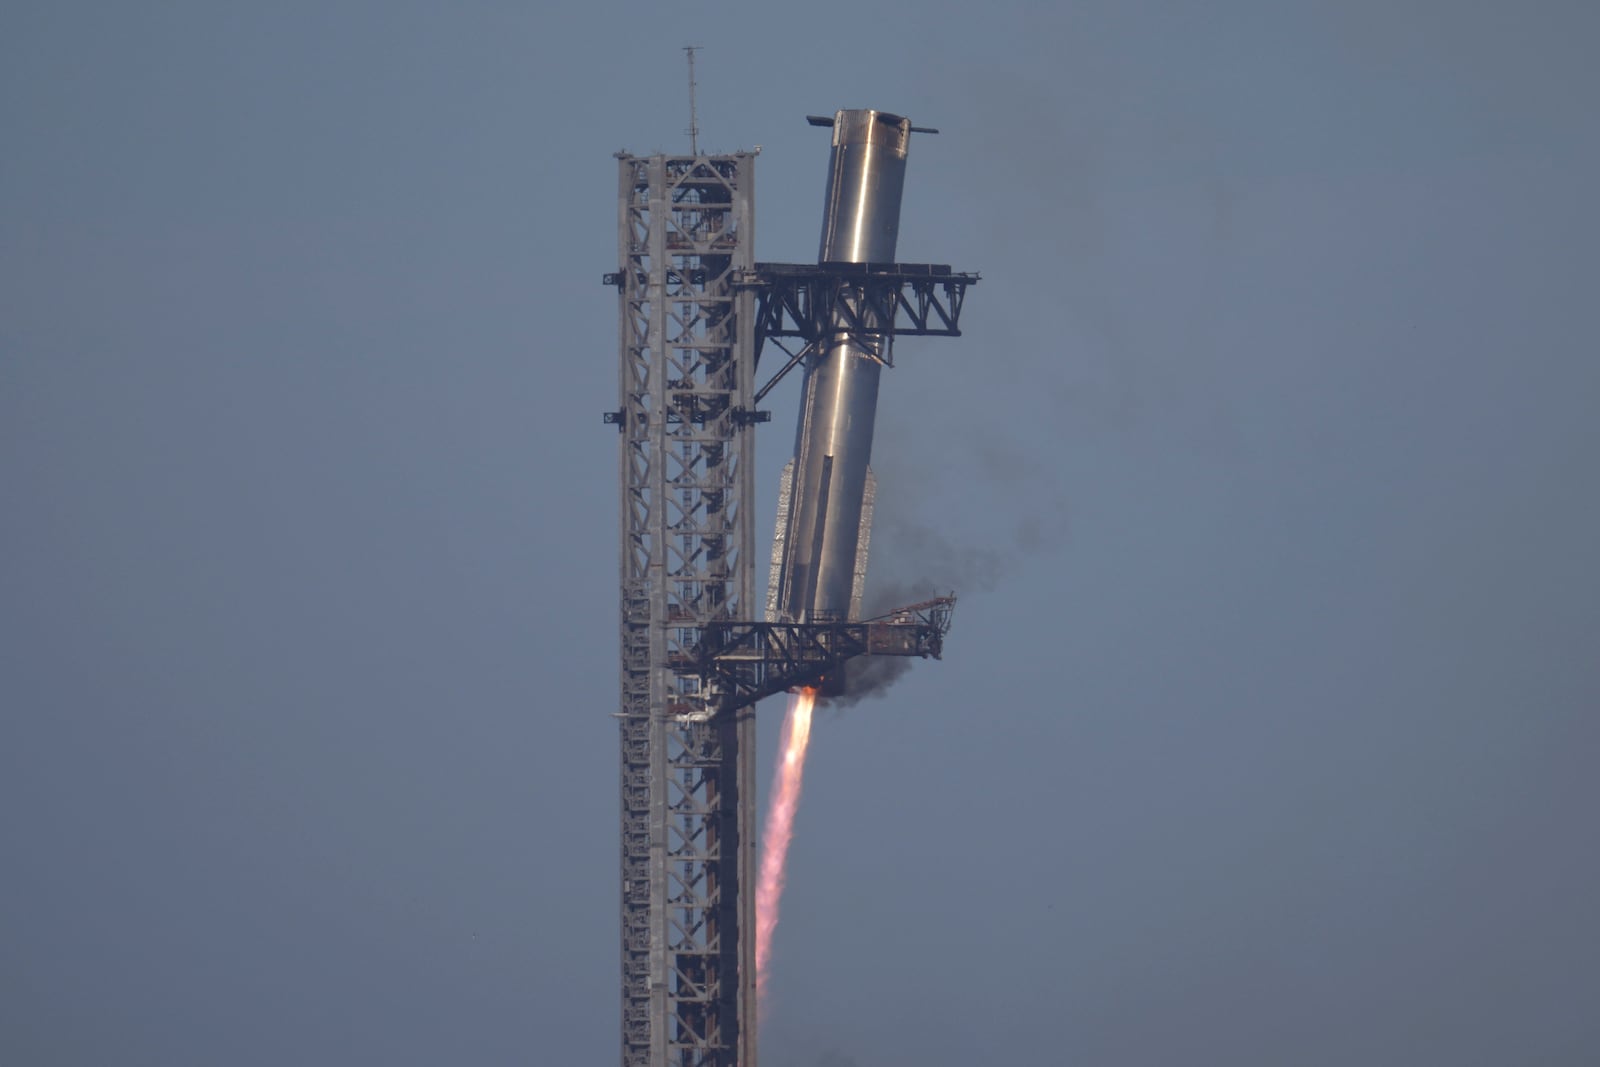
[
  {"xmin": 733, "ymin": 262, "xmax": 978, "ymax": 406},
  {"xmin": 694, "ymin": 597, "xmax": 956, "ymax": 711},
  {"xmin": 613, "ymin": 151, "xmax": 758, "ymax": 1067}
]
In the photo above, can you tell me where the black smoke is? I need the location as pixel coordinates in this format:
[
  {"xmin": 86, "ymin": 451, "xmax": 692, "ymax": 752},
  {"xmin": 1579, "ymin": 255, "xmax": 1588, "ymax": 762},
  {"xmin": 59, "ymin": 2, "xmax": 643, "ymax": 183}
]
[{"xmin": 821, "ymin": 493, "xmax": 1067, "ymax": 707}]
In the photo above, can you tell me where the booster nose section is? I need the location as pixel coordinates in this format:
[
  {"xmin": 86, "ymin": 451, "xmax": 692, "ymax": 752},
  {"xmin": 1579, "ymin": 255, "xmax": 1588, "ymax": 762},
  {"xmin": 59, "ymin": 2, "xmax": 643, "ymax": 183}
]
[
  {"xmin": 818, "ymin": 109, "xmax": 911, "ymax": 265},
  {"xmin": 772, "ymin": 110, "xmax": 919, "ymax": 626}
]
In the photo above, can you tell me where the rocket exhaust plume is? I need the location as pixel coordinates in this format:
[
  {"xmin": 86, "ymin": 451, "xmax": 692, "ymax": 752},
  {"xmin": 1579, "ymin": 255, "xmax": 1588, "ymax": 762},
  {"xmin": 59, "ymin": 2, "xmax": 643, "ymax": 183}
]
[{"xmin": 754, "ymin": 685, "xmax": 818, "ymax": 1010}]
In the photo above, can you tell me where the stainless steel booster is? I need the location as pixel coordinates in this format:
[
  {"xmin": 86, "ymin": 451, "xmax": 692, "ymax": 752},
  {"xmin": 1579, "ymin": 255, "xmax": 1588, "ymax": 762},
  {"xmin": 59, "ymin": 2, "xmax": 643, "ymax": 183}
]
[{"xmin": 769, "ymin": 110, "xmax": 914, "ymax": 625}]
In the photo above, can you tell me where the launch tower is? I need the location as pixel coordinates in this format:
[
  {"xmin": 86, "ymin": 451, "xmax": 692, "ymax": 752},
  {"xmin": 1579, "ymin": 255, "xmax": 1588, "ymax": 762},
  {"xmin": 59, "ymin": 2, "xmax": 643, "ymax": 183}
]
[{"xmin": 605, "ymin": 112, "xmax": 977, "ymax": 1067}]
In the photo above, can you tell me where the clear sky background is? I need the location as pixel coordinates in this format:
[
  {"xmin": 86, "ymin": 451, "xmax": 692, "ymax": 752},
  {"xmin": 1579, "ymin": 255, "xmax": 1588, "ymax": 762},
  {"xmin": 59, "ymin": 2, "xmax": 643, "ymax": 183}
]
[{"xmin": 3, "ymin": 2, "xmax": 1597, "ymax": 1065}]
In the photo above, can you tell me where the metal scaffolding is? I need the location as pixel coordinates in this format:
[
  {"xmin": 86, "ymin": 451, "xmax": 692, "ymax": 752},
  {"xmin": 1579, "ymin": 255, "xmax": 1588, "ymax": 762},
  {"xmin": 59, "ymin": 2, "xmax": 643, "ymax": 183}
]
[{"xmin": 611, "ymin": 151, "xmax": 759, "ymax": 1067}]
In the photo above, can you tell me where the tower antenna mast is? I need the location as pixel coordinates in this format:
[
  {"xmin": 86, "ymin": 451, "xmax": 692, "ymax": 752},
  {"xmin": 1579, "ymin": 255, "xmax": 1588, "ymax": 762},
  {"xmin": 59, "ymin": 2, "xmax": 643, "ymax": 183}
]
[{"xmin": 684, "ymin": 45, "xmax": 700, "ymax": 155}]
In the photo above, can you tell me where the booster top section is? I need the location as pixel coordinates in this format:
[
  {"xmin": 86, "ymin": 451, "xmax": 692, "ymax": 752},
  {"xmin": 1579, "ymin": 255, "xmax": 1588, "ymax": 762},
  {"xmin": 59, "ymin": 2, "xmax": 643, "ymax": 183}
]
[
  {"xmin": 810, "ymin": 109, "xmax": 931, "ymax": 265},
  {"xmin": 807, "ymin": 110, "xmax": 939, "ymax": 156}
]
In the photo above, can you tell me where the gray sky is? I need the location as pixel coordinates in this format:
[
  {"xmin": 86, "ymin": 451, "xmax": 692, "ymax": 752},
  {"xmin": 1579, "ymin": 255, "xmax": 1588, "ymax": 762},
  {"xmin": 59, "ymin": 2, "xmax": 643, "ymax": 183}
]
[{"xmin": 3, "ymin": 2, "xmax": 1597, "ymax": 1065}]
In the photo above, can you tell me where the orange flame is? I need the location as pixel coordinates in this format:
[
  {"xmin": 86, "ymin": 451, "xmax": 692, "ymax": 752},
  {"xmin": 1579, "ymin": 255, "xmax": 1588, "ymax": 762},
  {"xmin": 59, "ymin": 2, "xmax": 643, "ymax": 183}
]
[{"xmin": 754, "ymin": 685, "xmax": 818, "ymax": 1010}]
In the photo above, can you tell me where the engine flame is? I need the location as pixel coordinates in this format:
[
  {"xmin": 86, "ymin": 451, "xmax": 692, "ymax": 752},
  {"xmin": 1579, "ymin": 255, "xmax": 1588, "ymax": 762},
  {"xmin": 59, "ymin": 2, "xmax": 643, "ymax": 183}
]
[{"xmin": 754, "ymin": 685, "xmax": 818, "ymax": 1010}]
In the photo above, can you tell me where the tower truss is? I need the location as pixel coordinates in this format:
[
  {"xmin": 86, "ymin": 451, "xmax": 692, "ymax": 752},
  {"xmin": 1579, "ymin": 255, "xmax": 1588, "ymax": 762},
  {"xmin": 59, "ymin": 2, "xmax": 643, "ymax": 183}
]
[{"xmin": 610, "ymin": 152, "xmax": 759, "ymax": 1067}]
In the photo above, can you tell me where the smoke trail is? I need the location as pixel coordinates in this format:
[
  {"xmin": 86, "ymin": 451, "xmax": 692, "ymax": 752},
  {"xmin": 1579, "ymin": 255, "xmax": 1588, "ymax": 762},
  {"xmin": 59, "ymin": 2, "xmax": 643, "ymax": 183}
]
[
  {"xmin": 754, "ymin": 686, "xmax": 817, "ymax": 1011},
  {"xmin": 821, "ymin": 510, "xmax": 1034, "ymax": 707}
]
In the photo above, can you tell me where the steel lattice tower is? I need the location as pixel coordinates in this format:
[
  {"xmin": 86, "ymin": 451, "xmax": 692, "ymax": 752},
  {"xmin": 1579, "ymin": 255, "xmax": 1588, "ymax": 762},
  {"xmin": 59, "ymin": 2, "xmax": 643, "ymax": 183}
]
[
  {"xmin": 610, "ymin": 151, "xmax": 760, "ymax": 1067},
  {"xmin": 607, "ymin": 119, "xmax": 976, "ymax": 1067}
]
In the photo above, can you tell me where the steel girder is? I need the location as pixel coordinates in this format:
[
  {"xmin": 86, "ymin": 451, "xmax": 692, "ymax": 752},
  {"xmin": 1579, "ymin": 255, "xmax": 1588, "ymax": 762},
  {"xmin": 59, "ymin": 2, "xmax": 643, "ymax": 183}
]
[
  {"xmin": 614, "ymin": 152, "xmax": 758, "ymax": 1067},
  {"xmin": 733, "ymin": 262, "xmax": 979, "ymax": 402},
  {"xmin": 693, "ymin": 597, "xmax": 956, "ymax": 712}
]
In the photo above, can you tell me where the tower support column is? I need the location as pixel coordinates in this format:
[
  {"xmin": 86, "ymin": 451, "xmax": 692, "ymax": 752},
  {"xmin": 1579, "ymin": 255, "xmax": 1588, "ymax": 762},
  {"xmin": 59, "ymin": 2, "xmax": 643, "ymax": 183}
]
[{"xmin": 612, "ymin": 150, "xmax": 759, "ymax": 1067}]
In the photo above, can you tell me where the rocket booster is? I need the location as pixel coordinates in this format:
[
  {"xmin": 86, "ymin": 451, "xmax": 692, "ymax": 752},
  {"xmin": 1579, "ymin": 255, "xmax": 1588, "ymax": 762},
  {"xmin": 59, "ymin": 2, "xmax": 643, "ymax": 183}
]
[{"xmin": 769, "ymin": 110, "xmax": 917, "ymax": 625}]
